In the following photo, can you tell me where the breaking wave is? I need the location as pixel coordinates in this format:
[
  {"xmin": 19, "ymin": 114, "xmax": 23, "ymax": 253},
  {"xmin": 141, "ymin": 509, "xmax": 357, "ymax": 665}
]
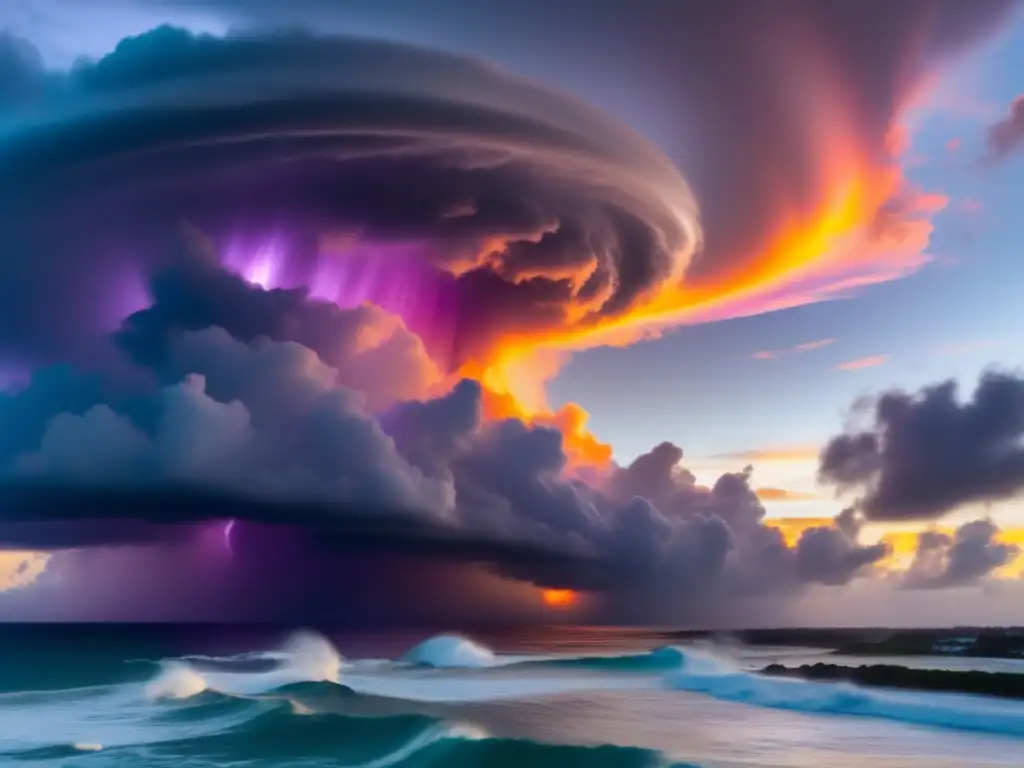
[
  {"xmin": 401, "ymin": 634, "xmax": 496, "ymax": 668},
  {"xmin": 145, "ymin": 630, "xmax": 346, "ymax": 701}
]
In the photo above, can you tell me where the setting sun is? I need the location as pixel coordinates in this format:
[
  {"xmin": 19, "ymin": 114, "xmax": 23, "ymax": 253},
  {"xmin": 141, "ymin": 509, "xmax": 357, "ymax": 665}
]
[{"xmin": 541, "ymin": 589, "xmax": 579, "ymax": 609}]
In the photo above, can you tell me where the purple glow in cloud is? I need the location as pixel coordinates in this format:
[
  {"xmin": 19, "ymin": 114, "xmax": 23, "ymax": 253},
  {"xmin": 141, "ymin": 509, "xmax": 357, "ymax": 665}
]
[
  {"xmin": 220, "ymin": 234, "xmax": 461, "ymax": 367},
  {"xmin": 224, "ymin": 236, "xmax": 287, "ymax": 291}
]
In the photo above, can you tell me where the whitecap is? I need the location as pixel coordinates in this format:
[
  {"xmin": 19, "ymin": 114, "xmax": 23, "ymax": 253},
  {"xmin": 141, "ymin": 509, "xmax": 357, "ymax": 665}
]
[{"xmin": 402, "ymin": 634, "xmax": 495, "ymax": 669}]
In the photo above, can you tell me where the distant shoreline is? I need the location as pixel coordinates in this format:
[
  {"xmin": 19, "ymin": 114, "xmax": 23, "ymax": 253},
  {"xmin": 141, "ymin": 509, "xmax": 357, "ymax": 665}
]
[{"xmin": 761, "ymin": 662, "xmax": 1024, "ymax": 700}]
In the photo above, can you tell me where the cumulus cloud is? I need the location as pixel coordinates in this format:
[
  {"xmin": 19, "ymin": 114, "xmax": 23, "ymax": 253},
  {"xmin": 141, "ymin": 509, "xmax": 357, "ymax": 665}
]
[
  {"xmin": 903, "ymin": 519, "xmax": 1021, "ymax": 589},
  {"xmin": 820, "ymin": 370, "xmax": 1024, "ymax": 521},
  {"xmin": 793, "ymin": 525, "xmax": 889, "ymax": 587},
  {"xmin": 0, "ymin": 252, "xmax": 888, "ymax": 620},
  {"xmin": 120, "ymin": 227, "xmax": 442, "ymax": 410},
  {"xmin": 0, "ymin": 4, "xmax": 1015, "ymax": 621}
]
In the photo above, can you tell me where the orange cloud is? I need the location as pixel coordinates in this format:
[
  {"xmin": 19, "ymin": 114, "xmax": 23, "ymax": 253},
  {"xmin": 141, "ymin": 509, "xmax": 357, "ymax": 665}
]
[
  {"xmin": 832, "ymin": 354, "xmax": 890, "ymax": 371},
  {"xmin": 479, "ymin": 386, "xmax": 612, "ymax": 468},
  {"xmin": 469, "ymin": 89, "xmax": 943, "ymax": 420},
  {"xmin": 447, "ymin": 11, "xmax": 977, "ymax": 459},
  {"xmin": 756, "ymin": 487, "xmax": 819, "ymax": 502},
  {"xmin": 0, "ymin": 552, "xmax": 50, "ymax": 592},
  {"xmin": 752, "ymin": 338, "xmax": 836, "ymax": 360}
]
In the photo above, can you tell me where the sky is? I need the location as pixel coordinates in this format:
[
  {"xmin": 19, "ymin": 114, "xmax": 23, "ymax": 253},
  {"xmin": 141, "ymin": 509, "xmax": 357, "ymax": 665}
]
[{"xmin": 0, "ymin": 0, "xmax": 1023, "ymax": 626}]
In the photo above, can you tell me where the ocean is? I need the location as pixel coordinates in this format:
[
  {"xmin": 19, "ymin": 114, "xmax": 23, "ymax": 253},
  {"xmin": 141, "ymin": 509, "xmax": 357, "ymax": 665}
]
[{"xmin": 1, "ymin": 625, "xmax": 1023, "ymax": 767}]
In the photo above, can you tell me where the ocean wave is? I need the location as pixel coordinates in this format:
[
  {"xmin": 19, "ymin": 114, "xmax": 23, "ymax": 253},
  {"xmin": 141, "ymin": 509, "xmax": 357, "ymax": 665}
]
[
  {"xmin": 4, "ymin": 742, "xmax": 104, "ymax": 761},
  {"xmin": 530, "ymin": 646, "xmax": 686, "ymax": 673},
  {"xmin": 144, "ymin": 703, "xmax": 690, "ymax": 768},
  {"xmin": 401, "ymin": 634, "xmax": 496, "ymax": 668},
  {"xmin": 144, "ymin": 630, "xmax": 345, "ymax": 701},
  {"xmin": 0, "ymin": 657, "xmax": 156, "ymax": 694},
  {"xmin": 664, "ymin": 647, "xmax": 1024, "ymax": 737}
]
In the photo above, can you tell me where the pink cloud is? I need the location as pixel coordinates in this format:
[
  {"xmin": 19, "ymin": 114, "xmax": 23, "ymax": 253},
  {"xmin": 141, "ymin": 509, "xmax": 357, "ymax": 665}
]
[
  {"xmin": 832, "ymin": 354, "xmax": 890, "ymax": 371},
  {"xmin": 752, "ymin": 337, "xmax": 836, "ymax": 361}
]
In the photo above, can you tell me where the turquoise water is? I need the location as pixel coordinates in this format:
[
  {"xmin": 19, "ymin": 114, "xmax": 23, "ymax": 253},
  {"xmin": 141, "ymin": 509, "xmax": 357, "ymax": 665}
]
[{"xmin": 1, "ymin": 627, "xmax": 1022, "ymax": 767}]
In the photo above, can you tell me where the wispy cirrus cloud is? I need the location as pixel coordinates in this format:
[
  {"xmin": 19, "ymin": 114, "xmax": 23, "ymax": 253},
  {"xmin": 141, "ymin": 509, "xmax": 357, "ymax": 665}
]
[
  {"xmin": 934, "ymin": 339, "xmax": 1002, "ymax": 356},
  {"xmin": 751, "ymin": 338, "xmax": 836, "ymax": 361},
  {"xmin": 832, "ymin": 354, "xmax": 889, "ymax": 372},
  {"xmin": 713, "ymin": 445, "xmax": 821, "ymax": 463}
]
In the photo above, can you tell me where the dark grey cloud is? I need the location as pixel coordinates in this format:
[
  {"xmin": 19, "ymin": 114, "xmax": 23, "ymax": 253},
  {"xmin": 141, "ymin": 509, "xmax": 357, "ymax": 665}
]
[
  {"xmin": 987, "ymin": 95, "xmax": 1024, "ymax": 161},
  {"xmin": 0, "ymin": 259, "xmax": 881, "ymax": 618},
  {"xmin": 0, "ymin": 26, "xmax": 697, "ymax": 369},
  {"xmin": 0, "ymin": 5, "xmax": 1013, "ymax": 621},
  {"xmin": 794, "ymin": 525, "xmax": 889, "ymax": 586},
  {"xmin": 0, "ymin": 1, "xmax": 1012, "ymax": 371},
  {"xmin": 116, "ymin": 225, "xmax": 441, "ymax": 409},
  {"xmin": 819, "ymin": 370, "xmax": 1024, "ymax": 520},
  {"xmin": 143, "ymin": 0, "xmax": 1012, "ymax": 283},
  {"xmin": 903, "ymin": 518, "xmax": 1020, "ymax": 589}
]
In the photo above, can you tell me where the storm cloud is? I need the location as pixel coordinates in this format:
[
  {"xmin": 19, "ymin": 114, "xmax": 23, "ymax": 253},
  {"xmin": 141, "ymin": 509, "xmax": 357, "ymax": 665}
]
[
  {"xmin": 0, "ymin": 1, "xmax": 1013, "ymax": 378},
  {"xmin": 0, "ymin": 4, "xmax": 1016, "ymax": 621},
  {"xmin": 0, "ymin": 242, "xmax": 888, "ymax": 619},
  {"xmin": 819, "ymin": 370, "xmax": 1024, "ymax": 521},
  {"xmin": 0, "ymin": 25, "xmax": 698, "ymax": 371},
  {"xmin": 903, "ymin": 519, "xmax": 1021, "ymax": 589}
]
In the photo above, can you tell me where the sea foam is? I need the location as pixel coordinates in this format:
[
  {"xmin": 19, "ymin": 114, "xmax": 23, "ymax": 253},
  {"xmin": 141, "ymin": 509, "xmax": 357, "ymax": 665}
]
[
  {"xmin": 145, "ymin": 630, "xmax": 344, "ymax": 701},
  {"xmin": 145, "ymin": 662, "xmax": 209, "ymax": 701}
]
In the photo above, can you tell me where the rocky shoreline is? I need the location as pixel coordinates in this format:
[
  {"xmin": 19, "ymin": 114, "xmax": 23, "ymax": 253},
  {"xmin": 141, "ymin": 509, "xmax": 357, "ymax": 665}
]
[{"xmin": 760, "ymin": 662, "xmax": 1024, "ymax": 700}]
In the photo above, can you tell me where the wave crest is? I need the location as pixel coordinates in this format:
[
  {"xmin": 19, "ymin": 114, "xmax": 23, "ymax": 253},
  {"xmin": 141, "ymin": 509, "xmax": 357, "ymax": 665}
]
[
  {"xmin": 145, "ymin": 661, "xmax": 208, "ymax": 701},
  {"xmin": 145, "ymin": 630, "xmax": 344, "ymax": 701},
  {"xmin": 402, "ymin": 634, "xmax": 496, "ymax": 668}
]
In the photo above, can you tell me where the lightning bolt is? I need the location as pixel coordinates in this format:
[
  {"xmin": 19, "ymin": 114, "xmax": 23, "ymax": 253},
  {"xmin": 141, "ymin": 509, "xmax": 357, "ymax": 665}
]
[{"xmin": 223, "ymin": 519, "xmax": 236, "ymax": 555}]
